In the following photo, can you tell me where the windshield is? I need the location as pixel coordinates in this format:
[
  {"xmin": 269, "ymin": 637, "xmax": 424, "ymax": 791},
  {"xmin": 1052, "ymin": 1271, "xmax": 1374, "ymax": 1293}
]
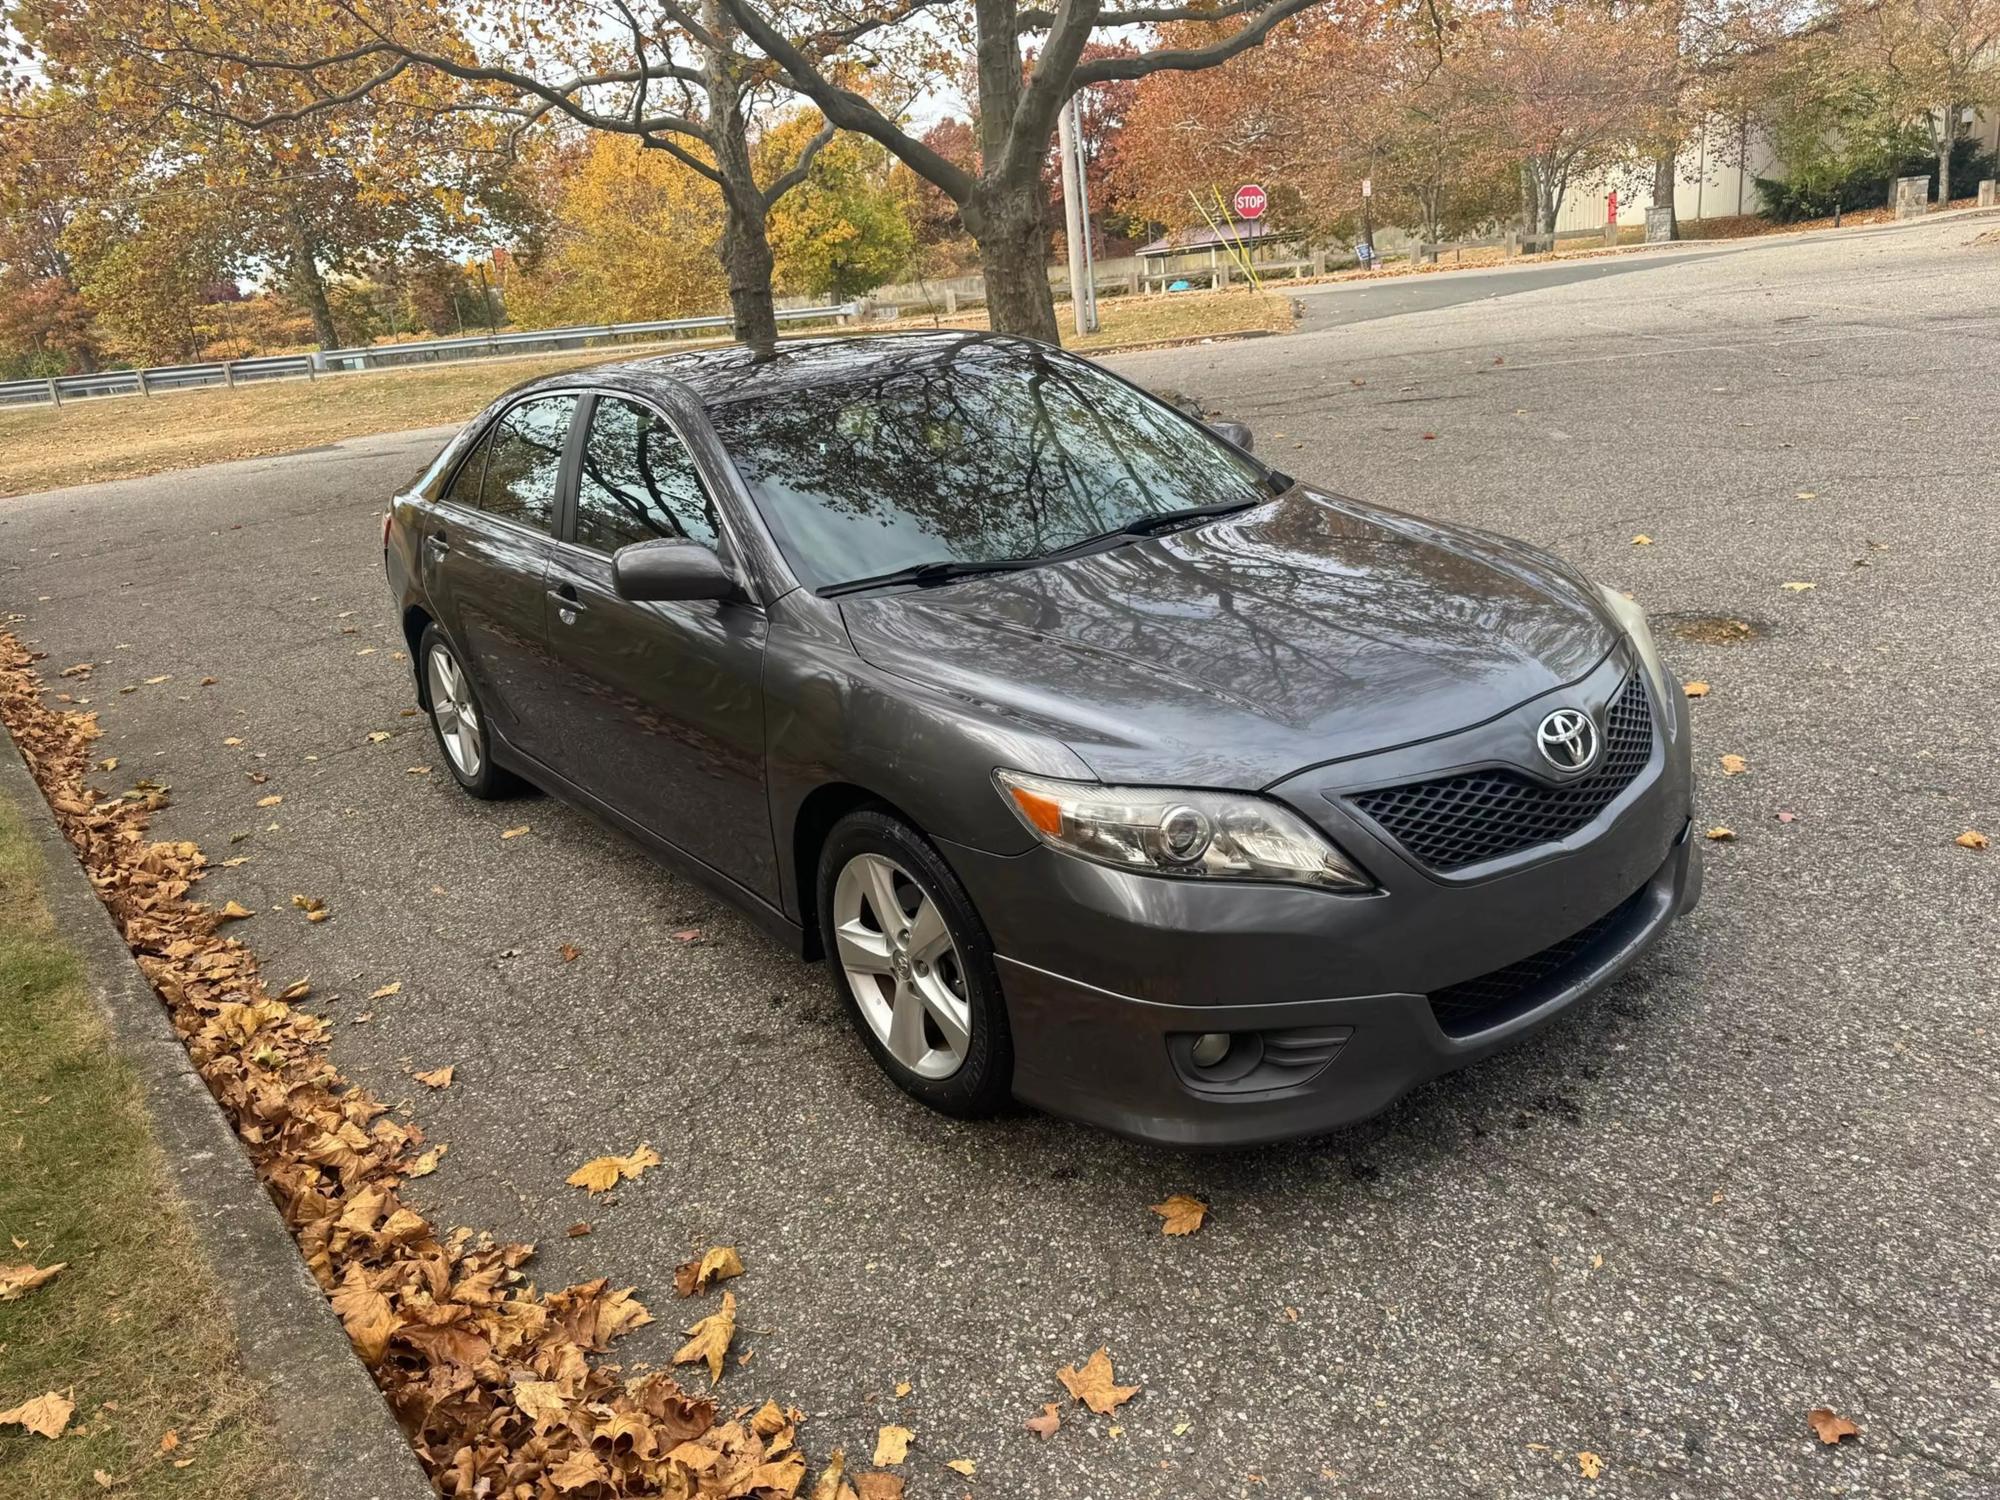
[{"xmin": 705, "ymin": 338, "xmax": 1270, "ymax": 592}]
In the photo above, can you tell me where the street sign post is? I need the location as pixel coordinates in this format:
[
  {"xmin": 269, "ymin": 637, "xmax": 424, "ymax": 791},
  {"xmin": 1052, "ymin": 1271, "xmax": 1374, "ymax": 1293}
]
[{"xmin": 1232, "ymin": 183, "xmax": 1267, "ymax": 220}]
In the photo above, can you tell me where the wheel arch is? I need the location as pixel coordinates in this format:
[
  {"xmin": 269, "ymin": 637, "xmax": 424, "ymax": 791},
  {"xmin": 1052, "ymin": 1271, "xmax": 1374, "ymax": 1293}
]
[
  {"xmin": 403, "ymin": 605, "xmax": 436, "ymax": 707},
  {"xmin": 790, "ymin": 782, "xmax": 919, "ymax": 961}
]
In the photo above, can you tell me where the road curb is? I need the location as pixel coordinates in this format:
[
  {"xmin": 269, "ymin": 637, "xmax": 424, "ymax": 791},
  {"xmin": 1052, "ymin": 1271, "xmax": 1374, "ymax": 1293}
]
[{"xmin": 0, "ymin": 728, "xmax": 432, "ymax": 1500}]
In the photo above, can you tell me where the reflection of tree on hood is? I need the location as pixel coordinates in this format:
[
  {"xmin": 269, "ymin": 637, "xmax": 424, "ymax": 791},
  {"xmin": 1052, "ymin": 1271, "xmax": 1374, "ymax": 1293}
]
[{"xmin": 703, "ymin": 334, "xmax": 1260, "ymax": 566}]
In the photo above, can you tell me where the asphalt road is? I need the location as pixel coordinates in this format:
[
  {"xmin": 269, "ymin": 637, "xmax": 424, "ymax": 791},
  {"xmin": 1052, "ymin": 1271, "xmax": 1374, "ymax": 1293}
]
[{"xmin": 5, "ymin": 215, "xmax": 1998, "ymax": 1499}]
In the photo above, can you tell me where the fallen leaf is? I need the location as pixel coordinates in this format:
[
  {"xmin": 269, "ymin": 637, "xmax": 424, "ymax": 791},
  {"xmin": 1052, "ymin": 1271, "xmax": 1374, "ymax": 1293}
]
[
  {"xmin": 1807, "ymin": 1407, "xmax": 1859, "ymax": 1445},
  {"xmin": 216, "ymin": 900, "xmax": 254, "ymax": 921},
  {"xmin": 560, "ymin": 943, "xmax": 582, "ymax": 962},
  {"xmin": 1150, "ymin": 1193, "xmax": 1208, "ymax": 1236},
  {"xmin": 1719, "ymin": 754, "xmax": 1749, "ymax": 776},
  {"xmin": 1795, "ymin": 490, "xmax": 1817, "ymax": 500},
  {"xmin": 0, "ymin": 1262, "xmax": 65, "ymax": 1300},
  {"xmin": 894, "ymin": 1381, "xmax": 911, "ymax": 1399},
  {"xmin": 144, "ymin": 674, "xmax": 171, "ymax": 685},
  {"xmin": 405, "ymin": 1146, "xmax": 444, "ymax": 1177},
  {"xmin": 567, "ymin": 1143, "xmax": 662, "ymax": 1194},
  {"xmin": 291, "ymin": 894, "xmax": 324, "ymax": 915},
  {"xmin": 1705, "ymin": 827, "xmax": 1735, "ymax": 842},
  {"xmin": 366, "ymin": 731, "xmax": 391, "ymax": 743},
  {"xmin": 1058, "ymin": 1347, "xmax": 1140, "ymax": 1415},
  {"xmin": 96, "ymin": 756, "xmax": 118, "ymax": 771},
  {"xmin": 330, "ymin": 1265, "xmax": 397, "ymax": 1366},
  {"xmin": 1683, "ymin": 681, "xmax": 1710, "ymax": 698},
  {"xmin": 674, "ymin": 1246, "xmax": 744, "ymax": 1298},
  {"xmin": 671, "ymin": 928, "xmax": 702, "ymax": 942},
  {"xmin": 406, "ymin": 766, "xmax": 431, "ymax": 775},
  {"xmin": 223, "ymin": 736, "xmax": 243, "ymax": 746},
  {"xmin": 512, "ymin": 1380, "xmax": 570, "ymax": 1429},
  {"xmin": 566, "ymin": 1221, "xmax": 592, "ymax": 1238},
  {"xmin": 257, "ymin": 794, "xmax": 282, "ymax": 807},
  {"xmin": 0, "ymin": 1391, "xmax": 74, "ymax": 1439},
  {"xmin": 369, "ymin": 982, "xmax": 402, "ymax": 999},
  {"xmin": 1781, "ymin": 581, "xmax": 1816, "ymax": 592},
  {"xmin": 200, "ymin": 675, "xmax": 217, "ymax": 685},
  {"xmin": 872, "ymin": 1425, "xmax": 913, "ymax": 1466},
  {"xmin": 945, "ymin": 1458, "xmax": 976, "ymax": 1476},
  {"xmin": 1025, "ymin": 1402, "xmax": 1061, "ymax": 1438},
  {"xmin": 159, "ymin": 1429, "xmax": 179, "ymax": 1453},
  {"xmin": 413, "ymin": 1066, "xmax": 454, "ymax": 1089},
  {"xmin": 1956, "ymin": 830, "xmax": 1989, "ymax": 850},
  {"xmin": 1578, "ymin": 1450, "xmax": 1604, "ymax": 1479},
  {"xmin": 93, "ymin": 1470, "xmax": 112, "ymax": 1488},
  {"xmin": 501, "ymin": 825, "xmax": 530, "ymax": 839},
  {"xmin": 1776, "ymin": 810, "xmax": 1798, "ymax": 823},
  {"xmin": 672, "ymin": 1291, "xmax": 736, "ymax": 1385},
  {"xmin": 854, "ymin": 1475, "xmax": 904, "ymax": 1500},
  {"xmin": 1631, "ymin": 534, "xmax": 1652, "ymax": 546}
]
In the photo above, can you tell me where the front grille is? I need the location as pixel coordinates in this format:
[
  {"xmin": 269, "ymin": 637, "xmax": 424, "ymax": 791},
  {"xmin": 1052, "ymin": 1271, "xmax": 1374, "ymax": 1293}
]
[
  {"xmin": 1349, "ymin": 675, "xmax": 1655, "ymax": 871},
  {"xmin": 1427, "ymin": 887, "xmax": 1647, "ymax": 1035}
]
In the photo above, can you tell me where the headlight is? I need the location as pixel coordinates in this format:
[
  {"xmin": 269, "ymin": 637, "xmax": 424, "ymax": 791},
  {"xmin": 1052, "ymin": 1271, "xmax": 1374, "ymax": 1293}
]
[
  {"xmin": 995, "ymin": 770, "xmax": 1373, "ymax": 890},
  {"xmin": 1596, "ymin": 585, "xmax": 1675, "ymax": 736}
]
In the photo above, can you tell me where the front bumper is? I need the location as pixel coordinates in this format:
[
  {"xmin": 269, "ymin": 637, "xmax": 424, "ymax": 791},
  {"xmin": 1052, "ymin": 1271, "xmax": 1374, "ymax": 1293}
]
[{"xmin": 945, "ymin": 651, "xmax": 1701, "ymax": 1146}]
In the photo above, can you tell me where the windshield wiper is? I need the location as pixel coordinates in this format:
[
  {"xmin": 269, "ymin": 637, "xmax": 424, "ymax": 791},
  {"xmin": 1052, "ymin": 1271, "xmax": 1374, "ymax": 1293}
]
[
  {"xmin": 1037, "ymin": 497, "xmax": 1261, "ymax": 560},
  {"xmin": 817, "ymin": 557, "xmax": 1028, "ymax": 598}
]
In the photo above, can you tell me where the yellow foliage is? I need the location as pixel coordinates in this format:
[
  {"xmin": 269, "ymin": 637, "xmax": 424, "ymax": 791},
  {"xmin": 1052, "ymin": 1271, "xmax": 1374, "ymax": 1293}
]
[{"xmin": 508, "ymin": 135, "xmax": 727, "ymax": 327}]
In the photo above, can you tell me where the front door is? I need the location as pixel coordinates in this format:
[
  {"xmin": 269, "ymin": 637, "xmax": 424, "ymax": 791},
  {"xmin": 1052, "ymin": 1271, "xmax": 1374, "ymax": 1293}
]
[
  {"xmin": 541, "ymin": 393, "xmax": 775, "ymax": 901},
  {"xmin": 425, "ymin": 392, "xmax": 579, "ymax": 766}
]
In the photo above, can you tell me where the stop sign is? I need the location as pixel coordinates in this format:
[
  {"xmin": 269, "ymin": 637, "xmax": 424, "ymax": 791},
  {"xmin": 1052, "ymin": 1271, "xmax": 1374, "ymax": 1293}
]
[{"xmin": 1232, "ymin": 183, "xmax": 1268, "ymax": 220}]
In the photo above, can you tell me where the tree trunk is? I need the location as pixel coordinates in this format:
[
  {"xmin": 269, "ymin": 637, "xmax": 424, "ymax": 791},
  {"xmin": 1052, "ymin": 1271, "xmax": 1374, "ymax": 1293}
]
[
  {"xmin": 1936, "ymin": 108, "xmax": 1956, "ymax": 208},
  {"xmin": 721, "ymin": 196, "xmax": 779, "ymax": 354},
  {"xmin": 1651, "ymin": 151, "xmax": 1678, "ymax": 239},
  {"xmin": 285, "ymin": 209, "xmax": 339, "ymax": 349},
  {"xmin": 1519, "ymin": 165, "xmax": 1537, "ymax": 234},
  {"xmin": 966, "ymin": 187, "xmax": 1060, "ymax": 342}
]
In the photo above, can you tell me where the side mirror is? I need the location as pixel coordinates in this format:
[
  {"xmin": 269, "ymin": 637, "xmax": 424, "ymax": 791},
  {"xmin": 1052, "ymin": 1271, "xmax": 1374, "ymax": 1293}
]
[
  {"xmin": 1209, "ymin": 419, "xmax": 1254, "ymax": 454},
  {"xmin": 612, "ymin": 539, "xmax": 742, "ymax": 603}
]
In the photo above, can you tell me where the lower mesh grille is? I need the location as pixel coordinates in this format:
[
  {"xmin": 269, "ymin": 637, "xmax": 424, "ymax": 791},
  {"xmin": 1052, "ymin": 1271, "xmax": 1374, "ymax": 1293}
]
[
  {"xmin": 1350, "ymin": 676, "xmax": 1656, "ymax": 871},
  {"xmin": 1427, "ymin": 887, "xmax": 1647, "ymax": 1035}
]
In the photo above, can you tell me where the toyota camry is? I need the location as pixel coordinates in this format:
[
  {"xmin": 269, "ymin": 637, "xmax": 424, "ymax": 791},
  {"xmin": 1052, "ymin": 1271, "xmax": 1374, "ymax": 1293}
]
[{"xmin": 383, "ymin": 332, "xmax": 1700, "ymax": 1146}]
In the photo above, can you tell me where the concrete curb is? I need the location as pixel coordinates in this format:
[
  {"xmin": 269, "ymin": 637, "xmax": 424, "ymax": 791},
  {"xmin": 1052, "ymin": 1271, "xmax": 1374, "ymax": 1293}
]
[{"xmin": 0, "ymin": 728, "xmax": 432, "ymax": 1500}]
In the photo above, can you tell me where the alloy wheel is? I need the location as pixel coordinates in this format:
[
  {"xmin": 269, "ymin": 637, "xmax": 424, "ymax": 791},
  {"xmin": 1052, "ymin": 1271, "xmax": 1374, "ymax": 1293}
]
[
  {"xmin": 425, "ymin": 644, "xmax": 483, "ymax": 779},
  {"xmin": 831, "ymin": 851, "xmax": 973, "ymax": 1080}
]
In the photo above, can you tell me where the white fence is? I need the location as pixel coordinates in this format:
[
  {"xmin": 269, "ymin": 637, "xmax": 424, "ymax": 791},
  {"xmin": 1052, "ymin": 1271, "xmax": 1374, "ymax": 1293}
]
[{"xmin": 0, "ymin": 303, "xmax": 858, "ymax": 409}]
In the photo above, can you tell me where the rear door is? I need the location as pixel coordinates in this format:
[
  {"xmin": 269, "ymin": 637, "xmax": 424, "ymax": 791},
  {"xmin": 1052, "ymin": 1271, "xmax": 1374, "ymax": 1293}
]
[
  {"xmin": 424, "ymin": 392, "xmax": 580, "ymax": 768},
  {"xmin": 541, "ymin": 392, "xmax": 776, "ymax": 900}
]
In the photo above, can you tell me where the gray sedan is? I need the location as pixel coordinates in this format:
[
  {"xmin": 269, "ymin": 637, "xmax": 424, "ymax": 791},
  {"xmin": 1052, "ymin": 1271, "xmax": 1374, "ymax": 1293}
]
[{"xmin": 383, "ymin": 332, "xmax": 1700, "ymax": 1146}]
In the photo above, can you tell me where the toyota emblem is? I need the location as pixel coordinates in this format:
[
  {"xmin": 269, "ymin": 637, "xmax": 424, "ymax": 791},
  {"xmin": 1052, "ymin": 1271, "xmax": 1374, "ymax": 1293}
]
[{"xmin": 1536, "ymin": 708, "xmax": 1599, "ymax": 772}]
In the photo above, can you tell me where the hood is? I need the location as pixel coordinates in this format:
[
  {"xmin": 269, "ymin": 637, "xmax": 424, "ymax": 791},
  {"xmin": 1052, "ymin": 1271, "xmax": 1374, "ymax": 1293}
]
[{"xmin": 837, "ymin": 488, "xmax": 1618, "ymax": 788}]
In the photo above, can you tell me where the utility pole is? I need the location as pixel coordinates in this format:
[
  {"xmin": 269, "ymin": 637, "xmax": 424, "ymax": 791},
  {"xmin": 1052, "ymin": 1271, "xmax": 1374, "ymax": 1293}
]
[{"xmin": 1057, "ymin": 95, "xmax": 1099, "ymax": 336}]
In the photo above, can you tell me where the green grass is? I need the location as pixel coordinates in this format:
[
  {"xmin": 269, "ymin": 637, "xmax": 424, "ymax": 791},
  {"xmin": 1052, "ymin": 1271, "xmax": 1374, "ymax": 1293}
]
[{"xmin": 0, "ymin": 794, "xmax": 291, "ymax": 1498}]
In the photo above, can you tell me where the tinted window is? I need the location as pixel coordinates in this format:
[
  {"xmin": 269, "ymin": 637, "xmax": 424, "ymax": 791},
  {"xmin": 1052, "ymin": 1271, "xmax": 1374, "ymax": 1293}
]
[
  {"xmin": 439, "ymin": 430, "xmax": 491, "ymax": 506},
  {"xmin": 477, "ymin": 395, "xmax": 577, "ymax": 532},
  {"xmin": 705, "ymin": 339, "xmax": 1268, "ymax": 590},
  {"xmin": 574, "ymin": 397, "xmax": 719, "ymax": 552}
]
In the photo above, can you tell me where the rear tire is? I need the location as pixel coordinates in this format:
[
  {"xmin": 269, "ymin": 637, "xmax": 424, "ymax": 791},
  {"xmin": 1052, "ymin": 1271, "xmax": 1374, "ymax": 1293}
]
[
  {"xmin": 418, "ymin": 624, "xmax": 522, "ymax": 800},
  {"xmin": 816, "ymin": 808, "xmax": 1013, "ymax": 1119}
]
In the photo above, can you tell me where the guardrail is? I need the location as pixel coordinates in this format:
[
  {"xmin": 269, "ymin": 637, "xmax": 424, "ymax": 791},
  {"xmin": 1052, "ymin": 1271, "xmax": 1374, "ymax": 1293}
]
[{"xmin": 0, "ymin": 303, "xmax": 858, "ymax": 409}]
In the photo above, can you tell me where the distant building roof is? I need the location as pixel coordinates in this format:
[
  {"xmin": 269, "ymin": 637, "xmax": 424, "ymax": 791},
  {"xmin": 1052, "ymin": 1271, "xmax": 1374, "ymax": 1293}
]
[{"xmin": 1134, "ymin": 218, "xmax": 1291, "ymax": 257}]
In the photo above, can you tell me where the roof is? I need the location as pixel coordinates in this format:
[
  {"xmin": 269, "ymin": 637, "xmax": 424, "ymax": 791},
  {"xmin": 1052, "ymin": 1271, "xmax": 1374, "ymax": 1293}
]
[
  {"xmin": 1134, "ymin": 219, "xmax": 1289, "ymax": 256},
  {"xmin": 564, "ymin": 330, "xmax": 1052, "ymax": 406}
]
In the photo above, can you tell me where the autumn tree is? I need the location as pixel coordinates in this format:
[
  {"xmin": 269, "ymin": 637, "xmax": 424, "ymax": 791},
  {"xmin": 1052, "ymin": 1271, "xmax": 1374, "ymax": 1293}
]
[
  {"xmin": 759, "ymin": 112, "xmax": 914, "ymax": 298},
  {"xmin": 716, "ymin": 0, "xmax": 1326, "ymax": 340},
  {"xmin": 108, "ymin": 0, "xmax": 934, "ymax": 352},
  {"xmin": 1837, "ymin": 0, "xmax": 2000, "ymax": 206},
  {"xmin": 0, "ymin": 89, "xmax": 101, "ymax": 373},
  {"xmin": 1467, "ymin": 0, "xmax": 1676, "ymax": 234}
]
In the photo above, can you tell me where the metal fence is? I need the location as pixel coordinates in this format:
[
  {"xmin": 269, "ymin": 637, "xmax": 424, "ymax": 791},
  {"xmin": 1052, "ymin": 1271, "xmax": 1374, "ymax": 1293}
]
[{"xmin": 0, "ymin": 303, "xmax": 858, "ymax": 409}]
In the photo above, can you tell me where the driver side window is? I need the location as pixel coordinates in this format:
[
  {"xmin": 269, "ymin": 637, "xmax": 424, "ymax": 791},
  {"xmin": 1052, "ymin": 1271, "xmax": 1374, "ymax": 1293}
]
[{"xmin": 575, "ymin": 397, "xmax": 720, "ymax": 553}]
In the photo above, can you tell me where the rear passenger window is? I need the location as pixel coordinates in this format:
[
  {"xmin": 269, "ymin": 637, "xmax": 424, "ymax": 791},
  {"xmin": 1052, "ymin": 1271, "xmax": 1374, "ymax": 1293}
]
[
  {"xmin": 440, "ymin": 430, "xmax": 492, "ymax": 506},
  {"xmin": 477, "ymin": 395, "xmax": 577, "ymax": 532},
  {"xmin": 574, "ymin": 397, "xmax": 719, "ymax": 552}
]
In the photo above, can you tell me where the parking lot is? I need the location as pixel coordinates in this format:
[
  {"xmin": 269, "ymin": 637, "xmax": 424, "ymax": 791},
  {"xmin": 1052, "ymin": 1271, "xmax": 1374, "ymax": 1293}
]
[{"xmin": 5, "ymin": 215, "xmax": 1997, "ymax": 1498}]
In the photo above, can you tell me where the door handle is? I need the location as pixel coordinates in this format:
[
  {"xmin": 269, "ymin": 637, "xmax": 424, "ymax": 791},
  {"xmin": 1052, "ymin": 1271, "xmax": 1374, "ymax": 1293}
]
[
  {"xmin": 424, "ymin": 532, "xmax": 449, "ymax": 558},
  {"xmin": 548, "ymin": 585, "xmax": 586, "ymax": 626}
]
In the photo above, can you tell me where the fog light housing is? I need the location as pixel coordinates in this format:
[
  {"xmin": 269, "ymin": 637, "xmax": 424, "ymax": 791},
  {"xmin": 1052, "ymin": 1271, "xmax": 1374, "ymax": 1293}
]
[{"xmin": 1189, "ymin": 1031, "xmax": 1232, "ymax": 1068}]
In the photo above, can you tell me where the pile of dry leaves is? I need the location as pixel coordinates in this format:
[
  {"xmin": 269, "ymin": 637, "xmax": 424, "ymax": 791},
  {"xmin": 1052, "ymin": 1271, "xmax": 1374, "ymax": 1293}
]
[{"xmin": 0, "ymin": 633, "xmax": 839, "ymax": 1499}]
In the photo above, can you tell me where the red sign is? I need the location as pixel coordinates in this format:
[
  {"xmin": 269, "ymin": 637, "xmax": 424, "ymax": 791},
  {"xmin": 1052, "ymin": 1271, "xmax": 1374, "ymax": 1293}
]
[
  {"xmin": 1232, "ymin": 183, "xmax": 1268, "ymax": 220},
  {"xmin": 1607, "ymin": 189, "xmax": 1619, "ymax": 224}
]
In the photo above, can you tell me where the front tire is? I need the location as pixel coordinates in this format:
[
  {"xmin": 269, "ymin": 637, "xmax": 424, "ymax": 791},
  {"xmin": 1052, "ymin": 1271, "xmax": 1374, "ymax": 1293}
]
[
  {"xmin": 817, "ymin": 808, "xmax": 1013, "ymax": 1119},
  {"xmin": 418, "ymin": 624, "xmax": 521, "ymax": 800}
]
